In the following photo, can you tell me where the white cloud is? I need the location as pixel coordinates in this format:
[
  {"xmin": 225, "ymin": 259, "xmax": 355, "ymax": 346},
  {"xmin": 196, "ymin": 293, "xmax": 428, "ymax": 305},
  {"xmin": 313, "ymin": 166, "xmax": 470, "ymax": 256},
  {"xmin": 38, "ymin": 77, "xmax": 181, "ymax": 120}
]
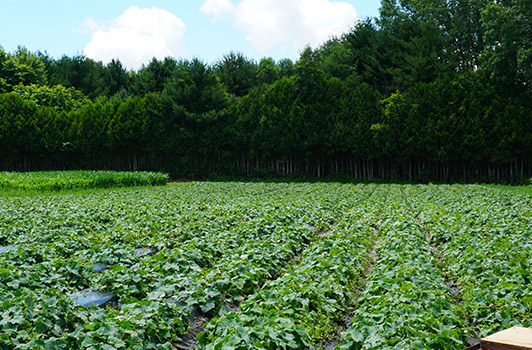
[
  {"xmin": 83, "ymin": 7, "xmax": 186, "ymax": 70},
  {"xmin": 73, "ymin": 17, "xmax": 104, "ymax": 35},
  {"xmin": 200, "ymin": 0, "xmax": 235, "ymax": 21},
  {"xmin": 201, "ymin": 0, "xmax": 359, "ymax": 54}
]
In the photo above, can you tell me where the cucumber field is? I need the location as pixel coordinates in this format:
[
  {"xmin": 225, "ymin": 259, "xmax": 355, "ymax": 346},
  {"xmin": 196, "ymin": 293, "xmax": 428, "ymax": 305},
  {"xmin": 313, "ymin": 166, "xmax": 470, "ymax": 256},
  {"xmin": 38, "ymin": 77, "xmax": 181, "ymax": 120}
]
[{"xmin": 1, "ymin": 182, "xmax": 532, "ymax": 349}]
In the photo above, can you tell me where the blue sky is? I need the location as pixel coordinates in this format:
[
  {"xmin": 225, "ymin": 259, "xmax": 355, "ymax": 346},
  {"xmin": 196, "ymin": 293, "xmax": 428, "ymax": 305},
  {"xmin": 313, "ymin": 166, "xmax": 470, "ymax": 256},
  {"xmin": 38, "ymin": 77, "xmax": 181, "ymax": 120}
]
[{"xmin": 0, "ymin": 0, "xmax": 381, "ymax": 70}]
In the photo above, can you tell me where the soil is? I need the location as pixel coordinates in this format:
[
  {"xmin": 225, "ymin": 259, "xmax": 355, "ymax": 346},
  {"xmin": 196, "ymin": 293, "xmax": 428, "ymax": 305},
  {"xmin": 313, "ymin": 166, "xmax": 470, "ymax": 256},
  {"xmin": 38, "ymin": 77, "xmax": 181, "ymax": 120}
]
[
  {"xmin": 315, "ymin": 230, "xmax": 325, "ymax": 237},
  {"xmin": 173, "ymin": 316, "xmax": 209, "ymax": 350},
  {"xmin": 321, "ymin": 314, "xmax": 355, "ymax": 349},
  {"xmin": 173, "ymin": 297, "xmax": 245, "ymax": 350}
]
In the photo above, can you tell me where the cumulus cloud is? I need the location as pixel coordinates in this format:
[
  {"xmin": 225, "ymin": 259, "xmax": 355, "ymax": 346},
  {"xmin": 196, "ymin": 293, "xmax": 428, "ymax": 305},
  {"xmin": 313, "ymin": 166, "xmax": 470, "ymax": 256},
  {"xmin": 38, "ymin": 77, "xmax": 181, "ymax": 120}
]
[
  {"xmin": 74, "ymin": 17, "xmax": 102, "ymax": 35},
  {"xmin": 200, "ymin": 0, "xmax": 235, "ymax": 21},
  {"xmin": 200, "ymin": 0, "xmax": 359, "ymax": 54},
  {"xmin": 83, "ymin": 7, "xmax": 186, "ymax": 70}
]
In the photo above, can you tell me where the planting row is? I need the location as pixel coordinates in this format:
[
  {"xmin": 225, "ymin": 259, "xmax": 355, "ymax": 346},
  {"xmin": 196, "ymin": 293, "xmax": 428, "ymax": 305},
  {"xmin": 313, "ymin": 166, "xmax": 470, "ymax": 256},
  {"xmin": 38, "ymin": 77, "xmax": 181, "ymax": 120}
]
[
  {"xmin": 0, "ymin": 183, "xmax": 376, "ymax": 349},
  {"xmin": 2, "ymin": 183, "xmax": 530, "ymax": 349},
  {"xmin": 0, "ymin": 182, "xmax": 342, "ymax": 249},
  {"xmin": 404, "ymin": 185, "xmax": 532, "ymax": 337},
  {"xmin": 198, "ymin": 186, "xmax": 386, "ymax": 349},
  {"xmin": 337, "ymin": 187, "xmax": 466, "ymax": 349}
]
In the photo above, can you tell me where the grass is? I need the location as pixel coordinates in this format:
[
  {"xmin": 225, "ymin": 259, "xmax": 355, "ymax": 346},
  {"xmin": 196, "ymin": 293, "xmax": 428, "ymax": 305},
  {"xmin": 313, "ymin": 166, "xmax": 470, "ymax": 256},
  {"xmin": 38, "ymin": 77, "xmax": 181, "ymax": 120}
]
[{"xmin": 0, "ymin": 170, "xmax": 169, "ymax": 193}]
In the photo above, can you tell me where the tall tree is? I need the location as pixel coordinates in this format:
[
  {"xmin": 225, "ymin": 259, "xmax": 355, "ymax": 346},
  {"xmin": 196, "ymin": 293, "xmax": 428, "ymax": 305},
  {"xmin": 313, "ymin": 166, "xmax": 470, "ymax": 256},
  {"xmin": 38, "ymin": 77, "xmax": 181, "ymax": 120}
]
[
  {"xmin": 481, "ymin": 0, "xmax": 532, "ymax": 87},
  {"xmin": 0, "ymin": 48, "xmax": 42, "ymax": 89},
  {"xmin": 215, "ymin": 52, "xmax": 258, "ymax": 97},
  {"xmin": 12, "ymin": 84, "xmax": 89, "ymax": 111},
  {"xmin": 105, "ymin": 59, "xmax": 129, "ymax": 97},
  {"xmin": 48, "ymin": 55, "xmax": 108, "ymax": 99},
  {"xmin": 130, "ymin": 57, "xmax": 178, "ymax": 95},
  {"xmin": 12, "ymin": 46, "xmax": 48, "ymax": 85},
  {"xmin": 257, "ymin": 58, "xmax": 279, "ymax": 85},
  {"xmin": 162, "ymin": 58, "xmax": 228, "ymax": 119}
]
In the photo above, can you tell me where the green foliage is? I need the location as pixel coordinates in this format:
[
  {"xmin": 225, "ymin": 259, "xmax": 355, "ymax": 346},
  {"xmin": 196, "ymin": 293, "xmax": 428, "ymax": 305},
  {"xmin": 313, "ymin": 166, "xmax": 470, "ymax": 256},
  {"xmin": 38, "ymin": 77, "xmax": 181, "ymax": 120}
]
[
  {"xmin": 105, "ymin": 59, "xmax": 130, "ymax": 97},
  {"xmin": 257, "ymin": 57, "xmax": 279, "ymax": 85},
  {"xmin": 215, "ymin": 52, "xmax": 258, "ymax": 97},
  {"xmin": 404, "ymin": 185, "xmax": 532, "ymax": 337},
  {"xmin": 0, "ymin": 47, "xmax": 45, "ymax": 89},
  {"xmin": 1, "ymin": 183, "xmax": 530, "ymax": 349},
  {"xmin": 130, "ymin": 57, "xmax": 178, "ymax": 95},
  {"xmin": 0, "ymin": 92, "xmax": 42, "ymax": 158},
  {"xmin": 162, "ymin": 58, "xmax": 228, "ymax": 118},
  {"xmin": 0, "ymin": 182, "xmax": 371, "ymax": 349},
  {"xmin": 338, "ymin": 189, "xmax": 467, "ymax": 349},
  {"xmin": 12, "ymin": 46, "xmax": 48, "ymax": 85},
  {"xmin": 12, "ymin": 84, "xmax": 89, "ymax": 111},
  {"xmin": 1, "ymin": 0, "xmax": 531, "ymax": 181},
  {"xmin": 47, "ymin": 55, "xmax": 110, "ymax": 99},
  {"xmin": 0, "ymin": 171, "xmax": 169, "ymax": 191},
  {"xmin": 481, "ymin": 0, "xmax": 532, "ymax": 87},
  {"xmin": 277, "ymin": 58, "xmax": 295, "ymax": 78}
]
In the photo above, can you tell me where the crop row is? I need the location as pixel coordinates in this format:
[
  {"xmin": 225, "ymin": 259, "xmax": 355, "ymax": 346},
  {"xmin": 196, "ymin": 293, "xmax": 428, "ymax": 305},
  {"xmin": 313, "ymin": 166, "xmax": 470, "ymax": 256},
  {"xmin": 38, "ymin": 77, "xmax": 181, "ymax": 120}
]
[
  {"xmin": 0, "ymin": 183, "xmax": 376, "ymax": 349},
  {"xmin": 337, "ymin": 187, "xmax": 466, "ymax": 349},
  {"xmin": 198, "ymin": 186, "xmax": 386, "ymax": 349},
  {"xmin": 0, "ymin": 182, "xmax": 344, "ymax": 248},
  {"xmin": 2, "ymin": 183, "xmax": 530, "ymax": 349},
  {"xmin": 403, "ymin": 185, "xmax": 532, "ymax": 337}
]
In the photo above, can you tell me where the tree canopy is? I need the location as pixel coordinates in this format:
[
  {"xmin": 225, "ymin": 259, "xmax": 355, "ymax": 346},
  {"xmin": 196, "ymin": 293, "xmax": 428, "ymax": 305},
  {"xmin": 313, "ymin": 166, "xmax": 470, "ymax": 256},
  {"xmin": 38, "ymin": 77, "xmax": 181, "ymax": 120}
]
[{"xmin": 0, "ymin": 0, "xmax": 531, "ymax": 182}]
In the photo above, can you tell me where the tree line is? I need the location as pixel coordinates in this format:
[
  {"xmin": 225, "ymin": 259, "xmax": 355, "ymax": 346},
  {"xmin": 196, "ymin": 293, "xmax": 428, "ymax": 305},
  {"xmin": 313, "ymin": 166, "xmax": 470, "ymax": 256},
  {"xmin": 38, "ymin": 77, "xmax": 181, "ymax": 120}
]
[{"xmin": 1, "ymin": 0, "xmax": 531, "ymax": 182}]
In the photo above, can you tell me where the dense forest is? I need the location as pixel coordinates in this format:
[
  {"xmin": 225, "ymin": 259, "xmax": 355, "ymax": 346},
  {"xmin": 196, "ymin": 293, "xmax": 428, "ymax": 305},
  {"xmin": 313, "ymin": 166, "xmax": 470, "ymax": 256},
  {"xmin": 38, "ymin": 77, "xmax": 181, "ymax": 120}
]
[{"xmin": 1, "ymin": 0, "xmax": 531, "ymax": 182}]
